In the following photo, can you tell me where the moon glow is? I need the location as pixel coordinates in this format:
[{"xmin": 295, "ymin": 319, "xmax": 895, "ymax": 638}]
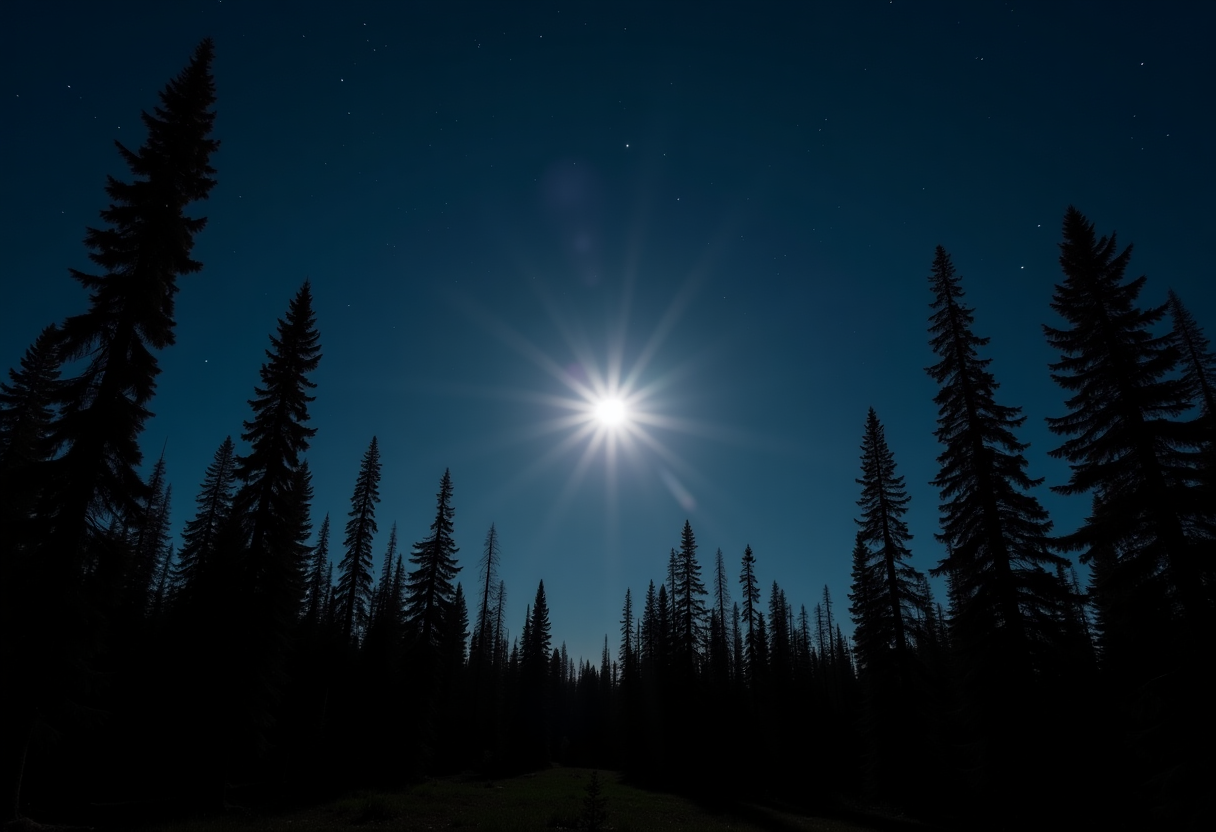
[{"xmin": 594, "ymin": 397, "xmax": 627, "ymax": 426}]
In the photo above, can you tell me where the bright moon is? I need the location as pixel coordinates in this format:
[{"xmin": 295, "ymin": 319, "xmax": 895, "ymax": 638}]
[{"xmin": 594, "ymin": 398, "xmax": 627, "ymax": 426}]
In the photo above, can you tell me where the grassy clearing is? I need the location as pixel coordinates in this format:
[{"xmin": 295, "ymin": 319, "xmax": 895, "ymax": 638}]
[{"xmin": 149, "ymin": 767, "xmax": 884, "ymax": 832}]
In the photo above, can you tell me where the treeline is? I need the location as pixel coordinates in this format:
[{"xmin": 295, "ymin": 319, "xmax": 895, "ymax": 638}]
[{"xmin": 2, "ymin": 39, "xmax": 1214, "ymax": 830}]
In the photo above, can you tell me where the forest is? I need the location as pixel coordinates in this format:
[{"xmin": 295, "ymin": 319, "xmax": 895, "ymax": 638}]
[{"xmin": 2, "ymin": 39, "xmax": 1213, "ymax": 831}]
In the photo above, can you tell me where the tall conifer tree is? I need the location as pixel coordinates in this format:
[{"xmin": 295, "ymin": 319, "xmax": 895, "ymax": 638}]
[
  {"xmin": 303, "ymin": 513, "xmax": 331, "ymax": 625},
  {"xmin": 335, "ymin": 437, "xmax": 381, "ymax": 643},
  {"xmin": 924, "ymin": 246, "xmax": 1065, "ymax": 678},
  {"xmin": 853, "ymin": 408, "xmax": 926, "ymax": 663},
  {"xmin": 1167, "ymin": 289, "xmax": 1216, "ymax": 424},
  {"xmin": 232, "ymin": 282, "xmax": 321, "ymax": 622},
  {"xmin": 222, "ymin": 284, "xmax": 320, "ymax": 767},
  {"xmin": 173, "ymin": 437, "xmax": 236, "ymax": 607},
  {"xmin": 739, "ymin": 544, "xmax": 763, "ymax": 684},
  {"xmin": 4, "ymin": 43, "xmax": 217, "ymax": 817},
  {"xmin": 0, "ymin": 326, "xmax": 62, "ymax": 573},
  {"xmin": 0, "ymin": 325, "xmax": 61, "ymax": 484},
  {"xmin": 1044, "ymin": 207, "xmax": 1208, "ymax": 659},
  {"xmin": 709, "ymin": 548, "xmax": 732, "ymax": 683},
  {"xmin": 368, "ymin": 522, "xmax": 397, "ymax": 625},
  {"xmin": 671, "ymin": 520, "xmax": 707, "ymax": 673},
  {"xmin": 1168, "ymin": 288, "xmax": 1216, "ymax": 511},
  {"xmin": 126, "ymin": 454, "xmax": 173, "ymax": 615},
  {"xmin": 405, "ymin": 469, "xmax": 460, "ymax": 651},
  {"xmin": 471, "ymin": 522, "xmax": 502, "ymax": 672},
  {"xmin": 46, "ymin": 39, "xmax": 219, "ymax": 577}
]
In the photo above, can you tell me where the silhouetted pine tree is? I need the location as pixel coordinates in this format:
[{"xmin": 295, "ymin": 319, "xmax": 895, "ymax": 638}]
[
  {"xmin": 654, "ymin": 583, "xmax": 671, "ymax": 677},
  {"xmin": 45, "ymin": 39, "xmax": 219, "ymax": 580},
  {"xmin": 619, "ymin": 588, "xmax": 636, "ymax": 687},
  {"xmin": 519, "ymin": 581, "xmax": 553, "ymax": 762},
  {"xmin": 0, "ymin": 327, "xmax": 63, "ymax": 607},
  {"xmin": 850, "ymin": 409, "xmax": 931, "ymax": 806},
  {"xmin": 368, "ymin": 522, "xmax": 397, "ymax": 626},
  {"xmin": 303, "ymin": 513, "xmax": 331, "ymax": 625},
  {"xmin": 126, "ymin": 454, "xmax": 173, "ymax": 615},
  {"xmin": 227, "ymin": 282, "xmax": 321, "ymax": 765},
  {"xmin": 1046, "ymin": 208, "xmax": 1213, "ymax": 820},
  {"xmin": 0, "ymin": 324, "xmax": 60, "ymax": 496},
  {"xmin": 731, "ymin": 602, "xmax": 744, "ymax": 685},
  {"xmin": 404, "ymin": 469, "xmax": 460, "ymax": 652},
  {"xmin": 1045, "ymin": 208, "xmax": 1208, "ymax": 661},
  {"xmin": 923, "ymin": 243, "xmax": 1069, "ymax": 747},
  {"xmin": 671, "ymin": 520, "xmax": 707, "ymax": 676},
  {"xmin": 150, "ymin": 543, "xmax": 175, "ymax": 618},
  {"xmin": 492, "ymin": 579, "xmax": 508, "ymax": 668},
  {"xmin": 739, "ymin": 545, "xmax": 763, "ymax": 684},
  {"xmin": 232, "ymin": 281, "xmax": 320, "ymax": 615},
  {"xmin": 173, "ymin": 437, "xmax": 236, "ymax": 608},
  {"xmin": 1168, "ymin": 289, "xmax": 1216, "ymax": 511},
  {"xmin": 437, "ymin": 581, "xmax": 470, "ymax": 766},
  {"xmin": 847, "ymin": 531, "xmax": 886, "ymax": 780},
  {"xmin": 640, "ymin": 581, "xmax": 659, "ymax": 671},
  {"xmin": 470, "ymin": 522, "xmax": 502, "ymax": 679},
  {"xmin": 335, "ymin": 437, "xmax": 381, "ymax": 644},
  {"xmin": 767, "ymin": 581, "xmax": 792, "ymax": 684},
  {"xmin": 853, "ymin": 408, "xmax": 926, "ymax": 663},
  {"xmin": 1167, "ymin": 289, "xmax": 1216, "ymax": 426},
  {"xmin": 708, "ymin": 548, "xmax": 732, "ymax": 685},
  {"xmin": 4, "ymin": 46, "xmax": 218, "ymax": 817}
]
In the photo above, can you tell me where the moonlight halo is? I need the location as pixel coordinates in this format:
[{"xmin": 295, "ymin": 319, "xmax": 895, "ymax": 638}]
[{"xmin": 594, "ymin": 397, "xmax": 627, "ymax": 427}]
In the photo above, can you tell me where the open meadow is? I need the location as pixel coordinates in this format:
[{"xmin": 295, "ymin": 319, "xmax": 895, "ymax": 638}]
[{"xmin": 141, "ymin": 768, "xmax": 900, "ymax": 832}]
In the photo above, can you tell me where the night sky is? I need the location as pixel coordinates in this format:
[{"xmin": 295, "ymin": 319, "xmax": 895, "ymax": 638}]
[{"xmin": 3, "ymin": 1, "xmax": 1213, "ymax": 665}]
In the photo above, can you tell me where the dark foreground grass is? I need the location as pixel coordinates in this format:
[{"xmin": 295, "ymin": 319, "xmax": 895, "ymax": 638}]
[{"xmin": 143, "ymin": 768, "xmax": 890, "ymax": 832}]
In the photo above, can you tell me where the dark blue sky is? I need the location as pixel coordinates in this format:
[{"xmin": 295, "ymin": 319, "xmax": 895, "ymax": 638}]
[{"xmin": 3, "ymin": 0, "xmax": 1213, "ymax": 663}]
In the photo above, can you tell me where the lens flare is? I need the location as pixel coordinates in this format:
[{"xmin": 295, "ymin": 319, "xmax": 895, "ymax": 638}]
[{"xmin": 594, "ymin": 398, "xmax": 627, "ymax": 426}]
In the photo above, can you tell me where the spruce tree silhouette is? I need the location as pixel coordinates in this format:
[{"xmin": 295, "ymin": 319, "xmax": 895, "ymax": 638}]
[
  {"xmin": 367, "ymin": 522, "xmax": 397, "ymax": 626},
  {"xmin": 738, "ymin": 544, "xmax": 763, "ymax": 684},
  {"xmin": 405, "ymin": 469, "xmax": 460, "ymax": 652},
  {"xmin": 173, "ymin": 436, "xmax": 237, "ymax": 609},
  {"xmin": 618, "ymin": 587, "xmax": 635, "ymax": 685},
  {"xmin": 2, "ymin": 41, "xmax": 218, "ymax": 822},
  {"xmin": 923, "ymin": 245, "xmax": 1069, "ymax": 765},
  {"xmin": 303, "ymin": 513, "xmax": 332, "ymax": 626},
  {"xmin": 126, "ymin": 452, "xmax": 173, "ymax": 616},
  {"xmin": 470, "ymin": 522, "xmax": 502, "ymax": 679},
  {"xmin": 1168, "ymin": 289, "xmax": 1216, "ymax": 423},
  {"xmin": 708, "ymin": 548, "xmax": 732, "ymax": 685},
  {"xmin": 221, "ymin": 282, "xmax": 321, "ymax": 786},
  {"xmin": 849, "ymin": 408, "xmax": 929, "ymax": 806},
  {"xmin": 336, "ymin": 437, "xmax": 381, "ymax": 644},
  {"xmin": 1046, "ymin": 207, "xmax": 1212, "ymax": 820},
  {"xmin": 46, "ymin": 38, "xmax": 219, "ymax": 578},
  {"xmin": 1167, "ymin": 288, "xmax": 1216, "ymax": 512},
  {"xmin": 232, "ymin": 281, "xmax": 321, "ymax": 628},
  {"xmin": 853, "ymin": 408, "xmax": 925, "ymax": 663},
  {"xmin": 1044, "ymin": 207, "xmax": 1206, "ymax": 662},
  {"xmin": 671, "ymin": 520, "xmax": 707, "ymax": 676},
  {"xmin": 0, "ymin": 324, "xmax": 61, "ymax": 482},
  {"xmin": 0, "ymin": 325, "xmax": 62, "ymax": 579}
]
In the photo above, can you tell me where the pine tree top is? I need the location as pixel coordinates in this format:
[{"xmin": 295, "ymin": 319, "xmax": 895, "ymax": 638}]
[
  {"xmin": 68, "ymin": 37, "xmax": 219, "ymax": 353},
  {"xmin": 238, "ymin": 282, "xmax": 322, "ymax": 486},
  {"xmin": 0, "ymin": 324, "xmax": 62, "ymax": 473},
  {"xmin": 1168, "ymin": 288, "xmax": 1216, "ymax": 421},
  {"xmin": 1044, "ymin": 207, "xmax": 1192, "ymax": 490},
  {"xmin": 405, "ymin": 468, "xmax": 461, "ymax": 648},
  {"xmin": 855, "ymin": 408, "xmax": 912, "ymax": 541}
]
